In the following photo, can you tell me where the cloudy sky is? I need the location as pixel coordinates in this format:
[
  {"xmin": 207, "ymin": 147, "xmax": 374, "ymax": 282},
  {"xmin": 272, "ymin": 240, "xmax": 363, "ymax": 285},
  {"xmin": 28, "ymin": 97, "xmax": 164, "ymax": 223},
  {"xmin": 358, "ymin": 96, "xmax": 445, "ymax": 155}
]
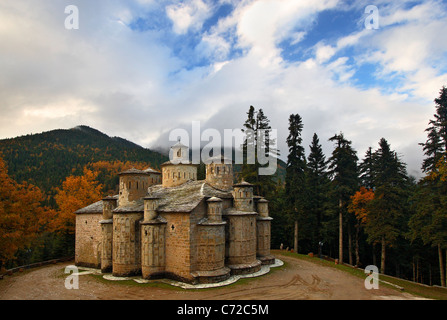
[{"xmin": 1, "ymin": 0, "xmax": 447, "ymax": 178}]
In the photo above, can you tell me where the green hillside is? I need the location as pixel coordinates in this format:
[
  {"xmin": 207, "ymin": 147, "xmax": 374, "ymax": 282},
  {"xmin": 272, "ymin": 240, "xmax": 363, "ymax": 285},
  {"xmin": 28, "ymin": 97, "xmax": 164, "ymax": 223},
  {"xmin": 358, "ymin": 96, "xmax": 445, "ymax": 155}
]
[{"xmin": 0, "ymin": 125, "xmax": 168, "ymax": 193}]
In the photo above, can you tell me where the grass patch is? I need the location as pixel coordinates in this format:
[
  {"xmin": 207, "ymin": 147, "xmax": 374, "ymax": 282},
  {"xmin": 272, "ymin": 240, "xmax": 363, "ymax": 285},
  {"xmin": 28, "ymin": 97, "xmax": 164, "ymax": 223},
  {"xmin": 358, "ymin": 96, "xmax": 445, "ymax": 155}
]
[
  {"xmin": 80, "ymin": 260, "xmax": 286, "ymax": 292},
  {"xmin": 275, "ymin": 250, "xmax": 447, "ymax": 300}
]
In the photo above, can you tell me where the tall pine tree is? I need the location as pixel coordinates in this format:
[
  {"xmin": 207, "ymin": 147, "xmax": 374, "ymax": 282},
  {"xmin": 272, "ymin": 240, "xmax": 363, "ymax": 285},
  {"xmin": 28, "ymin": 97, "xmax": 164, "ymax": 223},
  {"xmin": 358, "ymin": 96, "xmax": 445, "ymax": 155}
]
[
  {"xmin": 365, "ymin": 138, "xmax": 408, "ymax": 274},
  {"xmin": 241, "ymin": 106, "xmax": 278, "ymax": 197},
  {"xmin": 410, "ymin": 86, "xmax": 447, "ymax": 286},
  {"xmin": 285, "ymin": 114, "xmax": 307, "ymax": 253},
  {"xmin": 327, "ymin": 133, "xmax": 358, "ymax": 264},
  {"xmin": 306, "ymin": 133, "xmax": 329, "ymax": 248}
]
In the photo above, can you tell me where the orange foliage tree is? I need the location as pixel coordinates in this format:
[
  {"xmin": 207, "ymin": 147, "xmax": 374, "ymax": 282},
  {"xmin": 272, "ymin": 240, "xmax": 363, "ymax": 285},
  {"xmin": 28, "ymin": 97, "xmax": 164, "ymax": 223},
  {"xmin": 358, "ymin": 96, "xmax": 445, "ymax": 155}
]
[
  {"xmin": 52, "ymin": 161, "xmax": 155, "ymax": 234},
  {"xmin": 0, "ymin": 156, "xmax": 53, "ymax": 270},
  {"xmin": 53, "ymin": 168, "xmax": 103, "ymax": 234},
  {"xmin": 348, "ymin": 187, "xmax": 375, "ymax": 267}
]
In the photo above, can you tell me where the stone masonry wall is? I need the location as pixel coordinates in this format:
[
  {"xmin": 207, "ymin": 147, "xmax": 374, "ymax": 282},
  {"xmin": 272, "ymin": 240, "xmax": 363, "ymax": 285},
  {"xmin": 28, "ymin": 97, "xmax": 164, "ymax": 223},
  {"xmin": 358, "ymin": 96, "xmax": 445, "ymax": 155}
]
[
  {"xmin": 112, "ymin": 212, "xmax": 143, "ymax": 276},
  {"xmin": 225, "ymin": 214, "xmax": 258, "ymax": 265},
  {"xmin": 75, "ymin": 213, "xmax": 102, "ymax": 268},
  {"xmin": 206, "ymin": 163, "xmax": 233, "ymax": 191},
  {"xmin": 100, "ymin": 220, "xmax": 113, "ymax": 272},
  {"xmin": 196, "ymin": 224, "xmax": 226, "ymax": 271},
  {"xmin": 162, "ymin": 212, "xmax": 193, "ymax": 281},
  {"xmin": 256, "ymin": 219, "xmax": 271, "ymax": 258},
  {"xmin": 140, "ymin": 222, "xmax": 166, "ymax": 278},
  {"xmin": 162, "ymin": 165, "xmax": 197, "ymax": 188},
  {"xmin": 119, "ymin": 175, "xmax": 152, "ymax": 206}
]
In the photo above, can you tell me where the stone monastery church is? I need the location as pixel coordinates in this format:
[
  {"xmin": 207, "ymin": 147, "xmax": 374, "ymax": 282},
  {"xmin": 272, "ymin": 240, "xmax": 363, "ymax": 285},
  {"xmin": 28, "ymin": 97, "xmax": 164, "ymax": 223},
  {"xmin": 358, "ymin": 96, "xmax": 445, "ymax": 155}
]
[{"xmin": 75, "ymin": 141, "xmax": 274, "ymax": 284}]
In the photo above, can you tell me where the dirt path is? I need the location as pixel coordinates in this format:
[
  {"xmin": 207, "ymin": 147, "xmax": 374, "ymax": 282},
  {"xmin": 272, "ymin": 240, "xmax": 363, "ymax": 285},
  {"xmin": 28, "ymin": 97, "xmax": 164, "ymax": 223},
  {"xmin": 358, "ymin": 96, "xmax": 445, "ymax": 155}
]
[{"xmin": 0, "ymin": 254, "xmax": 425, "ymax": 300}]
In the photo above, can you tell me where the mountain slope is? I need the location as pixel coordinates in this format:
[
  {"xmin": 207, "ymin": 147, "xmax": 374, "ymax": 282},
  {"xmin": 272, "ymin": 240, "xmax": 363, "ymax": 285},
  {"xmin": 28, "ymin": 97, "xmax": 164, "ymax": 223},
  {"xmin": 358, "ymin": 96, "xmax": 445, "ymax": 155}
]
[{"xmin": 0, "ymin": 125, "xmax": 168, "ymax": 193}]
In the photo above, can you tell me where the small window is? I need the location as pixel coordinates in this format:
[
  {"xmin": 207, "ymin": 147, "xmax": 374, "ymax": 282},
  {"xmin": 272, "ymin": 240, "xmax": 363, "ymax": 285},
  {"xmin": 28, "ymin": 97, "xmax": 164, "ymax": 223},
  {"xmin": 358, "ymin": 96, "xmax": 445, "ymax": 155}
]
[
  {"xmin": 129, "ymin": 181, "xmax": 131, "ymax": 189},
  {"xmin": 177, "ymin": 149, "xmax": 182, "ymax": 157}
]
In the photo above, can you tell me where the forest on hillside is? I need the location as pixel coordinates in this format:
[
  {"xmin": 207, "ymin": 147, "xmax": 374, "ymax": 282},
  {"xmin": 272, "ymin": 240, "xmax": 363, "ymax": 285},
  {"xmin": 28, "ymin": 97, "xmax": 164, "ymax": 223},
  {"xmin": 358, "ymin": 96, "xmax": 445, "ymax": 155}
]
[{"xmin": 0, "ymin": 87, "xmax": 447, "ymax": 289}]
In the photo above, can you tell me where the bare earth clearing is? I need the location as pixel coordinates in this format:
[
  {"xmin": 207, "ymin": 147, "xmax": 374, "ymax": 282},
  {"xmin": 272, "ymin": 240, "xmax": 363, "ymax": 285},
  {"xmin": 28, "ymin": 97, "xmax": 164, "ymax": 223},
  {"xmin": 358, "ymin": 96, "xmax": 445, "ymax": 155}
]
[{"xmin": 0, "ymin": 253, "xmax": 426, "ymax": 300}]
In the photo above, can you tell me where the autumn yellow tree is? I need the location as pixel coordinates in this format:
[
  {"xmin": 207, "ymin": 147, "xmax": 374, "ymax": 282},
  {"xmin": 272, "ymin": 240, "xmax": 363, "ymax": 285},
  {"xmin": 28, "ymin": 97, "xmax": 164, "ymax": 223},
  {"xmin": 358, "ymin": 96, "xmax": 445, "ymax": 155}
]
[
  {"xmin": 53, "ymin": 168, "xmax": 103, "ymax": 234},
  {"xmin": 0, "ymin": 156, "xmax": 52, "ymax": 270},
  {"xmin": 348, "ymin": 187, "xmax": 374, "ymax": 267}
]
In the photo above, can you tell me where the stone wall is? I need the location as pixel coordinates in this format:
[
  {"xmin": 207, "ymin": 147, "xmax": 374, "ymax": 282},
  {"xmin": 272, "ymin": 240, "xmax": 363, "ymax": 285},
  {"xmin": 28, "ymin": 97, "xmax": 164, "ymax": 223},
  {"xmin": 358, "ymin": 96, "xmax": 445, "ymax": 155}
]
[
  {"xmin": 112, "ymin": 212, "xmax": 143, "ymax": 276},
  {"xmin": 162, "ymin": 211, "xmax": 194, "ymax": 281},
  {"xmin": 256, "ymin": 218, "xmax": 271, "ymax": 258},
  {"xmin": 100, "ymin": 220, "xmax": 113, "ymax": 272},
  {"xmin": 140, "ymin": 221, "xmax": 166, "ymax": 278},
  {"xmin": 206, "ymin": 163, "xmax": 233, "ymax": 191},
  {"xmin": 75, "ymin": 213, "xmax": 102, "ymax": 268},
  {"xmin": 196, "ymin": 224, "xmax": 226, "ymax": 271},
  {"xmin": 224, "ymin": 212, "xmax": 260, "ymax": 273},
  {"xmin": 119, "ymin": 174, "xmax": 152, "ymax": 206},
  {"xmin": 162, "ymin": 164, "xmax": 197, "ymax": 188}
]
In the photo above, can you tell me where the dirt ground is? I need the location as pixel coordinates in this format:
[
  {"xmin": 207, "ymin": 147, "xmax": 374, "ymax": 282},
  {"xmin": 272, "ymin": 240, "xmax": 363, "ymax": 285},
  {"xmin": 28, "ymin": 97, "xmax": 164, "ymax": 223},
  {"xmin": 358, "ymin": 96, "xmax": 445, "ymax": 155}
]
[{"xmin": 0, "ymin": 253, "xmax": 426, "ymax": 300}]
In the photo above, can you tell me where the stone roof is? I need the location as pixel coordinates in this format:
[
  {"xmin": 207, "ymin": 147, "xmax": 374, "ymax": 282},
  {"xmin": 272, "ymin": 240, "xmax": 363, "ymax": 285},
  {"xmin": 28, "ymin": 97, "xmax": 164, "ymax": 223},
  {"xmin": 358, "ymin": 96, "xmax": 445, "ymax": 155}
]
[
  {"xmin": 112, "ymin": 180, "xmax": 233, "ymax": 214},
  {"xmin": 160, "ymin": 160, "xmax": 197, "ymax": 167},
  {"xmin": 207, "ymin": 196, "xmax": 223, "ymax": 202},
  {"xmin": 118, "ymin": 168, "xmax": 147, "ymax": 175},
  {"xmin": 76, "ymin": 180, "xmax": 234, "ymax": 215},
  {"xmin": 75, "ymin": 195, "xmax": 119, "ymax": 214},
  {"xmin": 223, "ymin": 207, "xmax": 258, "ymax": 216},
  {"xmin": 148, "ymin": 180, "xmax": 232, "ymax": 213},
  {"xmin": 171, "ymin": 141, "xmax": 188, "ymax": 149},
  {"xmin": 143, "ymin": 167, "xmax": 161, "ymax": 174},
  {"xmin": 204, "ymin": 155, "xmax": 233, "ymax": 164},
  {"xmin": 233, "ymin": 180, "xmax": 253, "ymax": 188}
]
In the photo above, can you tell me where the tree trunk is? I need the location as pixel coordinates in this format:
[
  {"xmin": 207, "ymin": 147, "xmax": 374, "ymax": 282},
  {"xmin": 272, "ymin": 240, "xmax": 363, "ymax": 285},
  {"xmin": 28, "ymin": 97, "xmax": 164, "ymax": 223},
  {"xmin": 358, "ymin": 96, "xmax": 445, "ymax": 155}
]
[
  {"xmin": 294, "ymin": 220, "xmax": 298, "ymax": 254},
  {"xmin": 372, "ymin": 243, "xmax": 376, "ymax": 267},
  {"xmin": 381, "ymin": 236, "xmax": 386, "ymax": 274},
  {"xmin": 348, "ymin": 223, "xmax": 353, "ymax": 266},
  {"xmin": 339, "ymin": 199, "xmax": 343, "ymax": 264},
  {"xmin": 412, "ymin": 257, "xmax": 416, "ymax": 282},
  {"xmin": 438, "ymin": 244, "xmax": 445, "ymax": 287},
  {"xmin": 355, "ymin": 223, "xmax": 360, "ymax": 267},
  {"xmin": 429, "ymin": 264, "xmax": 432, "ymax": 286},
  {"xmin": 416, "ymin": 258, "xmax": 420, "ymax": 283}
]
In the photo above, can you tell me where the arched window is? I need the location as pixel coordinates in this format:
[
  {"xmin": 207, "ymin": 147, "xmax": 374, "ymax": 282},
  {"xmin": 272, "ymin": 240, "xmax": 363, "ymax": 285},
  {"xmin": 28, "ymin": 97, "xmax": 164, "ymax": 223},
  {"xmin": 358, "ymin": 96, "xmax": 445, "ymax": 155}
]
[{"xmin": 177, "ymin": 149, "xmax": 182, "ymax": 158}]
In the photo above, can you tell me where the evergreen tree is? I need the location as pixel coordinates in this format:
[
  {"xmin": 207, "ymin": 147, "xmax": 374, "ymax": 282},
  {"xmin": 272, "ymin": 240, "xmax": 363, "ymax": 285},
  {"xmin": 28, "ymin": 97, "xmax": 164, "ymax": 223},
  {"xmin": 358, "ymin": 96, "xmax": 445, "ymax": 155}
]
[
  {"xmin": 285, "ymin": 114, "xmax": 307, "ymax": 253},
  {"xmin": 241, "ymin": 106, "xmax": 278, "ymax": 197},
  {"xmin": 365, "ymin": 138, "xmax": 408, "ymax": 274},
  {"xmin": 410, "ymin": 86, "xmax": 447, "ymax": 286},
  {"xmin": 327, "ymin": 133, "xmax": 359, "ymax": 264},
  {"xmin": 359, "ymin": 147, "xmax": 375, "ymax": 189},
  {"xmin": 241, "ymin": 106, "xmax": 259, "ymax": 189},
  {"xmin": 306, "ymin": 133, "xmax": 329, "ymax": 247}
]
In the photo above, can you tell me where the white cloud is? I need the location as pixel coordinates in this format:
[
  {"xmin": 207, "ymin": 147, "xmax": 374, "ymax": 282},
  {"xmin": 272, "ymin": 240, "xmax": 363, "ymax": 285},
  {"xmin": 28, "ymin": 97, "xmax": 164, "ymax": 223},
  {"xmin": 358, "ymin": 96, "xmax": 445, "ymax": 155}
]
[
  {"xmin": 166, "ymin": 0, "xmax": 213, "ymax": 34},
  {"xmin": 0, "ymin": 0, "xmax": 446, "ymax": 179}
]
